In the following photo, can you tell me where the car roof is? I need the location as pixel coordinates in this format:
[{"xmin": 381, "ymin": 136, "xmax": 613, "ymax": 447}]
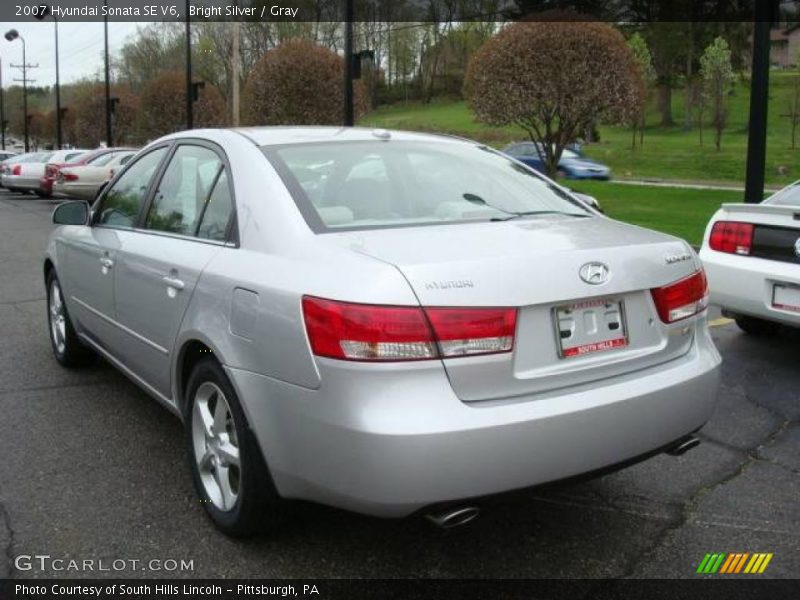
[{"xmin": 168, "ymin": 126, "xmax": 472, "ymax": 148}]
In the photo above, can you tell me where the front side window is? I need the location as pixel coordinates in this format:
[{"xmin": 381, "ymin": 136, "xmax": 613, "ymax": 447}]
[
  {"xmin": 144, "ymin": 145, "xmax": 223, "ymax": 237},
  {"xmin": 268, "ymin": 141, "xmax": 590, "ymax": 232},
  {"xmin": 95, "ymin": 147, "xmax": 168, "ymax": 228}
]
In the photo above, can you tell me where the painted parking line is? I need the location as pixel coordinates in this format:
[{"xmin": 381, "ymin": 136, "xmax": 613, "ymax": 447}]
[{"xmin": 708, "ymin": 317, "xmax": 734, "ymax": 328}]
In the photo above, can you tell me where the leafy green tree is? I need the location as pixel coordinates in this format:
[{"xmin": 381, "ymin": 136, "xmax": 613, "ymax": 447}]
[
  {"xmin": 699, "ymin": 36, "xmax": 735, "ymax": 151},
  {"xmin": 627, "ymin": 32, "xmax": 655, "ymax": 148}
]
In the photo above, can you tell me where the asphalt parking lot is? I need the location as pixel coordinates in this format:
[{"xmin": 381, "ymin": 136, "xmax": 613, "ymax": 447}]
[{"xmin": 0, "ymin": 189, "xmax": 798, "ymax": 580}]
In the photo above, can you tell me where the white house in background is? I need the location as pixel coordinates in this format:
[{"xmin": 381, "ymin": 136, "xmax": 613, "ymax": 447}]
[{"xmin": 770, "ymin": 25, "xmax": 800, "ymax": 68}]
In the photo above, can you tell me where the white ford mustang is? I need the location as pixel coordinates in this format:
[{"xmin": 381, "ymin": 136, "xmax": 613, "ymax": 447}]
[{"xmin": 700, "ymin": 181, "xmax": 800, "ymax": 335}]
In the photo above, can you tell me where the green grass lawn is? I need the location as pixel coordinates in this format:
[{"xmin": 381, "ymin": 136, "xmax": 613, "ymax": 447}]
[
  {"xmin": 568, "ymin": 181, "xmax": 745, "ymax": 246},
  {"xmin": 362, "ymin": 71, "xmax": 800, "ymax": 187}
]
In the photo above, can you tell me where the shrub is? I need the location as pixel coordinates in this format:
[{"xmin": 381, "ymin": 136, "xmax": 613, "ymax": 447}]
[
  {"xmin": 138, "ymin": 70, "xmax": 226, "ymax": 141},
  {"xmin": 243, "ymin": 39, "xmax": 367, "ymax": 126},
  {"xmin": 73, "ymin": 84, "xmax": 139, "ymax": 147}
]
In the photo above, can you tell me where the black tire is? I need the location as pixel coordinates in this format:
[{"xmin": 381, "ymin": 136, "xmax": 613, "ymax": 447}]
[
  {"xmin": 184, "ymin": 357, "xmax": 283, "ymax": 536},
  {"xmin": 735, "ymin": 316, "xmax": 780, "ymax": 337},
  {"xmin": 46, "ymin": 269, "xmax": 95, "ymax": 367}
]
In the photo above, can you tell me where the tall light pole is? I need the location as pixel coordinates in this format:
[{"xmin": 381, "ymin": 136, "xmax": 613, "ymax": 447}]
[
  {"xmin": 4, "ymin": 29, "xmax": 29, "ymax": 153},
  {"xmin": 35, "ymin": 8, "xmax": 62, "ymax": 149},
  {"xmin": 0, "ymin": 56, "xmax": 5, "ymax": 150},
  {"xmin": 185, "ymin": 0, "xmax": 193, "ymax": 129},
  {"xmin": 343, "ymin": 0, "xmax": 354, "ymax": 126}
]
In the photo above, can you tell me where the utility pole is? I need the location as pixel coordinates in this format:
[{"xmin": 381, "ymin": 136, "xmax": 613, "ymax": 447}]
[
  {"xmin": 744, "ymin": 0, "xmax": 778, "ymax": 203},
  {"xmin": 185, "ymin": 0, "xmax": 193, "ymax": 130},
  {"xmin": 104, "ymin": 3, "xmax": 112, "ymax": 147},
  {"xmin": 0, "ymin": 56, "xmax": 5, "ymax": 150},
  {"xmin": 35, "ymin": 9, "xmax": 62, "ymax": 149},
  {"xmin": 343, "ymin": 0, "xmax": 354, "ymax": 126},
  {"xmin": 231, "ymin": 21, "xmax": 240, "ymax": 127}
]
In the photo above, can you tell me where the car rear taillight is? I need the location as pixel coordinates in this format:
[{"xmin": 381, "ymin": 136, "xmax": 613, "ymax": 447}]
[
  {"xmin": 301, "ymin": 296, "xmax": 517, "ymax": 362},
  {"xmin": 650, "ymin": 270, "xmax": 708, "ymax": 324},
  {"xmin": 11, "ymin": 165, "xmax": 21, "ymax": 176},
  {"xmin": 63, "ymin": 173, "xmax": 79, "ymax": 181},
  {"xmin": 708, "ymin": 221, "xmax": 754, "ymax": 255},
  {"xmin": 425, "ymin": 307, "xmax": 515, "ymax": 357}
]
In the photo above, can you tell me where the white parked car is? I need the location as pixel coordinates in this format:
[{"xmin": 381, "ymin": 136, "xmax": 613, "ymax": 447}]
[
  {"xmin": 54, "ymin": 149, "xmax": 137, "ymax": 200},
  {"xmin": 0, "ymin": 149, "xmax": 86, "ymax": 196},
  {"xmin": 700, "ymin": 181, "xmax": 800, "ymax": 335},
  {"xmin": 0, "ymin": 152, "xmax": 54, "ymax": 191}
]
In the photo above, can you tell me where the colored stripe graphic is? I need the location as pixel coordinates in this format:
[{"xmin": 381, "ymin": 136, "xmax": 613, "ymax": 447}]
[
  {"xmin": 698, "ymin": 552, "xmax": 773, "ymax": 574},
  {"xmin": 696, "ymin": 554, "xmax": 713, "ymax": 573},
  {"xmin": 758, "ymin": 554, "xmax": 773, "ymax": 573},
  {"xmin": 719, "ymin": 554, "xmax": 736, "ymax": 574}
]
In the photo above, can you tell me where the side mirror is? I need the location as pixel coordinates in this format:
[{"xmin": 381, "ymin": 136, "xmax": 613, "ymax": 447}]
[{"xmin": 52, "ymin": 201, "xmax": 89, "ymax": 225}]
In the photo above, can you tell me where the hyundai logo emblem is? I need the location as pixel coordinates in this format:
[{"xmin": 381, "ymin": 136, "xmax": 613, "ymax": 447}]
[
  {"xmin": 795, "ymin": 238, "xmax": 800, "ymax": 258},
  {"xmin": 579, "ymin": 262, "xmax": 611, "ymax": 285}
]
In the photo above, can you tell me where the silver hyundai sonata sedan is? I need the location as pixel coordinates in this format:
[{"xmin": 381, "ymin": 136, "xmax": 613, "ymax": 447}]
[{"xmin": 44, "ymin": 127, "xmax": 721, "ymax": 534}]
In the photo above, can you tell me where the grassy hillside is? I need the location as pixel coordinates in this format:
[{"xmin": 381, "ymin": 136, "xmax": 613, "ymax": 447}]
[
  {"xmin": 569, "ymin": 182, "xmax": 743, "ymax": 245},
  {"xmin": 362, "ymin": 71, "xmax": 800, "ymax": 186}
]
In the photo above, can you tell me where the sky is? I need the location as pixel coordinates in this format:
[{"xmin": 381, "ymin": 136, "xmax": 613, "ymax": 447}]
[{"xmin": 0, "ymin": 21, "xmax": 142, "ymax": 89}]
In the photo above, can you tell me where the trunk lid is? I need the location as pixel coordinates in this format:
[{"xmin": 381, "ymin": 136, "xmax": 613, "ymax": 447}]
[{"xmin": 324, "ymin": 216, "xmax": 702, "ymax": 401}]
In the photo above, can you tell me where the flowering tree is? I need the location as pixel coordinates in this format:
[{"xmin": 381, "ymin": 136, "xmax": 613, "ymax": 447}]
[
  {"xmin": 699, "ymin": 36, "xmax": 734, "ymax": 151},
  {"xmin": 465, "ymin": 19, "xmax": 643, "ymax": 176}
]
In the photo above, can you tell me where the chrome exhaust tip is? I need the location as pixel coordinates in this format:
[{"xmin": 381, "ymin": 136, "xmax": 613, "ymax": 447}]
[
  {"xmin": 425, "ymin": 506, "xmax": 480, "ymax": 529},
  {"xmin": 666, "ymin": 436, "xmax": 701, "ymax": 456}
]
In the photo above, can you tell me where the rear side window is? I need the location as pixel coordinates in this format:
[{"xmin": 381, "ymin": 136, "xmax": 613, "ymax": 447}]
[
  {"xmin": 144, "ymin": 145, "xmax": 223, "ymax": 237},
  {"xmin": 96, "ymin": 147, "xmax": 168, "ymax": 228},
  {"xmin": 196, "ymin": 170, "xmax": 233, "ymax": 241}
]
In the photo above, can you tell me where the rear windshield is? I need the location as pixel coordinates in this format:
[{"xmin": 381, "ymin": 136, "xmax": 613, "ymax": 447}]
[
  {"xmin": 764, "ymin": 182, "xmax": 800, "ymax": 207},
  {"xmin": 65, "ymin": 152, "xmax": 88, "ymax": 164},
  {"xmin": 264, "ymin": 141, "xmax": 590, "ymax": 232}
]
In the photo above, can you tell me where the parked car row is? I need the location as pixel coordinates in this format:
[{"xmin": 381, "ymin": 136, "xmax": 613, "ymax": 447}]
[{"xmin": 0, "ymin": 147, "xmax": 137, "ymax": 199}]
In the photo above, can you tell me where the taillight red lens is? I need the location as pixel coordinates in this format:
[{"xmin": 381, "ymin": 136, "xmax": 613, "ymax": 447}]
[
  {"xmin": 651, "ymin": 270, "xmax": 708, "ymax": 324},
  {"xmin": 709, "ymin": 221, "xmax": 754, "ymax": 255},
  {"xmin": 302, "ymin": 297, "xmax": 437, "ymax": 361},
  {"xmin": 426, "ymin": 307, "xmax": 516, "ymax": 357},
  {"xmin": 63, "ymin": 173, "xmax": 79, "ymax": 181},
  {"xmin": 301, "ymin": 296, "xmax": 517, "ymax": 362},
  {"xmin": 11, "ymin": 165, "xmax": 21, "ymax": 176}
]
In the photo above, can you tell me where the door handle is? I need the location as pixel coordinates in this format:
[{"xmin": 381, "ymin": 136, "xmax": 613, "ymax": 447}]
[
  {"xmin": 162, "ymin": 276, "xmax": 185, "ymax": 291},
  {"xmin": 99, "ymin": 257, "xmax": 114, "ymax": 269}
]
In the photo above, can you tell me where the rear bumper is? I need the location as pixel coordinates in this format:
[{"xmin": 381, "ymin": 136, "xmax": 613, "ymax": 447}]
[
  {"xmin": 700, "ymin": 247, "xmax": 800, "ymax": 327},
  {"xmin": 39, "ymin": 177, "xmax": 54, "ymax": 195},
  {"xmin": 227, "ymin": 325, "xmax": 720, "ymax": 518}
]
